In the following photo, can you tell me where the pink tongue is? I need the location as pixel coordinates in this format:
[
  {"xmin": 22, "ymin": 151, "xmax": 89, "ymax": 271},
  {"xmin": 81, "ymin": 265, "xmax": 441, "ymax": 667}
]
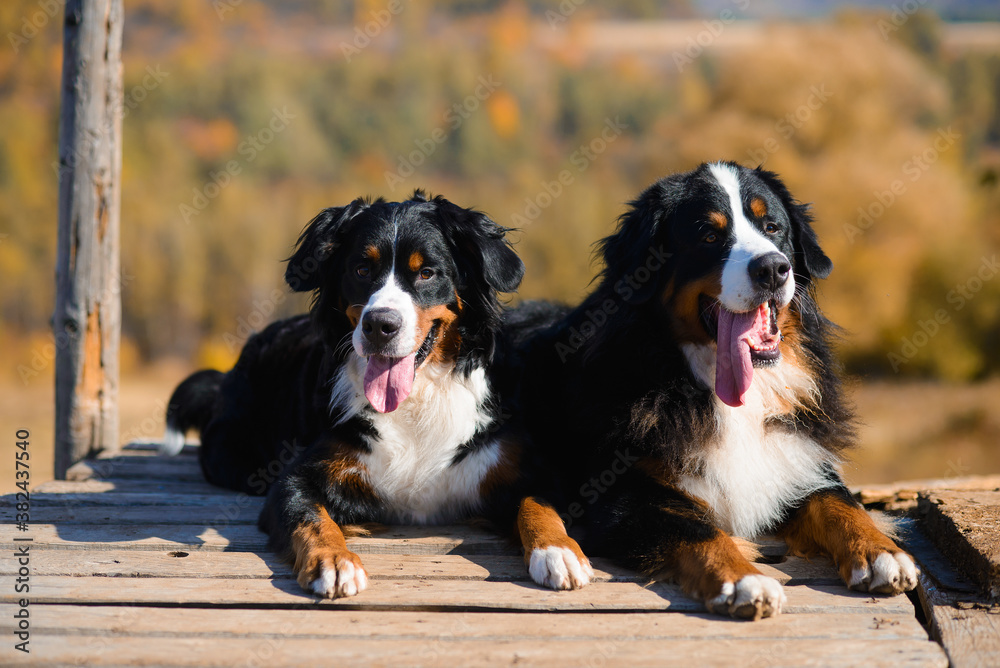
[
  {"xmin": 363, "ymin": 354, "xmax": 416, "ymax": 413},
  {"xmin": 715, "ymin": 305, "xmax": 767, "ymax": 408}
]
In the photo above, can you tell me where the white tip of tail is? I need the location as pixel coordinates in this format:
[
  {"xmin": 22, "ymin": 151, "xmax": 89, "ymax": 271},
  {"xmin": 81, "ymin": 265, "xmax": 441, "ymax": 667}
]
[{"xmin": 160, "ymin": 427, "xmax": 186, "ymax": 456}]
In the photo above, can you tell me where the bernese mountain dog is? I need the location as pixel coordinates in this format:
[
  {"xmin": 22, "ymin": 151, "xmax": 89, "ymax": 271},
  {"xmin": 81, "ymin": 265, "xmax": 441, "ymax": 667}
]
[
  {"xmin": 509, "ymin": 162, "xmax": 918, "ymax": 620},
  {"xmin": 161, "ymin": 192, "xmax": 593, "ymax": 598}
]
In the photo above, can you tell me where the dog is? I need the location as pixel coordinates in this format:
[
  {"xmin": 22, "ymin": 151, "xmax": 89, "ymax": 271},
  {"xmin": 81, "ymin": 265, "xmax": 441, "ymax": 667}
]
[
  {"xmin": 509, "ymin": 162, "xmax": 918, "ymax": 620},
  {"xmin": 162, "ymin": 192, "xmax": 593, "ymax": 598}
]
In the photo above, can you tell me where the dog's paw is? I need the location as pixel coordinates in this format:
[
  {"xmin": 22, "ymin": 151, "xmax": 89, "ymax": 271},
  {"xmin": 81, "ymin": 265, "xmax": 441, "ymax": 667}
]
[
  {"xmin": 528, "ymin": 545, "xmax": 594, "ymax": 590},
  {"xmin": 705, "ymin": 574, "xmax": 786, "ymax": 621},
  {"xmin": 847, "ymin": 551, "xmax": 918, "ymax": 596},
  {"xmin": 296, "ymin": 549, "xmax": 369, "ymax": 599}
]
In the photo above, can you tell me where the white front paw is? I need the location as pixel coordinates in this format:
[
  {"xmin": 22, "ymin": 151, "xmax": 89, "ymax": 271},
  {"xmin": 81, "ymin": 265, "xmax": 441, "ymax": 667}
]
[
  {"xmin": 309, "ymin": 558, "xmax": 369, "ymax": 599},
  {"xmin": 528, "ymin": 546, "xmax": 594, "ymax": 590},
  {"xmin": 706, "ymin": 574, "xmax": 785, "ymax": 620},
  {"xmin": 849, "ymin": 552, "xmax": 917, "ymax": 595}
]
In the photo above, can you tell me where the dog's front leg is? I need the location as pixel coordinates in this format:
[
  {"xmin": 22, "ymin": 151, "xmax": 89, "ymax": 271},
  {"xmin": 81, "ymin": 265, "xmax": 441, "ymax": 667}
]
[
  {"xmin": 517, "ymin": 496, "xmax": 594, "ymax": 590},
  {"xmin": 597, "ymin": 475, "xmax": 785, "ymax": 620},
  {"xmin": 259, "ymin": 449, "xmax": 374, "ymax": 599},
  {"xmin": 777, "ymin": 486, "xmax": 917, "ymax": 595}
]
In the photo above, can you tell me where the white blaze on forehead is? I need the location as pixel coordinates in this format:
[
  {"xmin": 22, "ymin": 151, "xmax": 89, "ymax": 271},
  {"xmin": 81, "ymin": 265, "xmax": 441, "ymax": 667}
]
[
  {"xmin": 709, "ymin": 163, "xmax": 794, "ymax": 311},
  {"xmin": 351, "ymin": 244, "xmax": 419, "ymax": 358}
]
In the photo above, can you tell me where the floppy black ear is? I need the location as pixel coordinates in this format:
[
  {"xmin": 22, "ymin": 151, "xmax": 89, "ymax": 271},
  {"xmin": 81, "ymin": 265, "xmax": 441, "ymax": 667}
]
[
  {"xmin": 754, "ymin": 168, "xmax": 832, "ymax": 281},
  {"xmin": 789, "ymin": 202, "xmax": 833, "ymax": 280},
  {"xmin": 284, "ymin": 202, "xmax": 362, "ymax": 292},
  {"xmin": 433, "ymin": 196, "xmax": 524, "ymax": 294},
  {"xmin": 597, "ymin": 176, "xmax": 682, "ymax": 304}
]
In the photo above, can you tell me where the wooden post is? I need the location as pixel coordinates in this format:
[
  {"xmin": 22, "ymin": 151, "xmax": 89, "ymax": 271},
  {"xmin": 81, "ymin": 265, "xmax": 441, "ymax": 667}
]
[{"xmin": 54, "ymin": 0, "xmax": 124, "ymax": 478}]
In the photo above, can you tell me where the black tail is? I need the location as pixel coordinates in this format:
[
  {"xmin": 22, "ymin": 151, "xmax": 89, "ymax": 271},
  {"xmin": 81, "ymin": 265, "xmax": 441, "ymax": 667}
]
[{"xmin": 161, "ymin": 369, "xmax": 224, "ymax": 456}]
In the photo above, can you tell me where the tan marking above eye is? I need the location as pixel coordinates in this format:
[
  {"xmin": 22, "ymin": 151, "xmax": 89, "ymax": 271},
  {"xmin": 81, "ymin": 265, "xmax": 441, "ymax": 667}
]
[
  {"xmin": 362, "ymin": 245, "xmax": 380, "ymax": 262},
  {"xmin": 750, "ymin": 198, "xmax": 768, "ymax": 218},
  {"xmin": 708, "ymin": 211, "xmax": 728, "ymax": 228},
  {"xmin": 408, "ymin": 251, "xmax": 424, "ymax": 272}
]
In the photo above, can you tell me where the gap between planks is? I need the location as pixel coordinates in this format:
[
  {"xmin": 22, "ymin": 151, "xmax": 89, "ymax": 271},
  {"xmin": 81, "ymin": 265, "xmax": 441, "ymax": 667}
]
[
  {"xmin": 0, "ymin": 575, "xmax": 919, "ymax": 615},
  {"xmin": 0, "ymin": 605, "xmax": 932, "ymax": 642},
  {"xmin": 0, "ymin": 549, "xmax": 842, "ymax": 586}
]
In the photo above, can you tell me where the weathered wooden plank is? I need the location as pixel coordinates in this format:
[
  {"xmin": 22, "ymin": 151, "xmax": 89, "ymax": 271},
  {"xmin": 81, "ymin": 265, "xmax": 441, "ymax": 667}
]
[
  {"xmin": 31, "ymin": 478, "xmax": 232, "ymax": 495},
  {"xmin": 0, "ymin": 605, "xmax": 931, "ymax": 641},
  {"xmin": 897, "ymin": 517, "xmax": 980, "ymax": 595},
  {"xmin": 0, "ymin": 634, "xmax": 948, "ymax": 667},
  {"xmin": 124, "ymin": 440, "xmax": 195, "ymax": 453},
  {"xmin": 0, "ymin": 524, "xmax": 792, "ymax": 567},
  {"xmin": 0, "ymin": 500, "xmax": 263, "ymax": 525},
  {"xmin": 854, "ymin": 475, "xmax": 1000, "ymax": 506},
  {"xmin": 0, "ymin": 576, "xmax": 917, "ymax": 614},
  {"xmin": 0, "ymin": 524, "xmax": 518, "ymax": 555},
  {"xmin": 918, "ymin": 576, "xmax": 1000, "ymax": 668},
  {"xmin": 0, "ymin": 549, "xmax": 841, "ymax": 586},
  {"xmin": 67, "ymin": 456, "xmax": 205, "ymax": 482},
  {"xmin": 12, "ymin": 492, "xmax": 265, "ymax": 509},
  {"xmin": 919, "ymin": 490, "xmax": 1000, "ymax": 599}
]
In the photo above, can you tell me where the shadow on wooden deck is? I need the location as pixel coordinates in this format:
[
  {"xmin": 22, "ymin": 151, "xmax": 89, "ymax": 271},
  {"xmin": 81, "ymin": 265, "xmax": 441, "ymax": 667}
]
[{"xmin": 3, "ymin": 446, "xmax": 989, "ymax": 666}]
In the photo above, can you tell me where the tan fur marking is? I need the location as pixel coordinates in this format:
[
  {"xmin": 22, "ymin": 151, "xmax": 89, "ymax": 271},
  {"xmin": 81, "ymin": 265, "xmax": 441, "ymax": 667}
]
[
  {"xmin": 708, "ymin": 211, "xmax": 728, "ymax": 228},
  {"xmin": 663, "ymin": 272, "xmax": 723, "ymax": 345},
  {"xmin": 778, "ymin": 493, "xmax": 902, "ymax": 587},
  {"xmin": 667, "ymin": 532, "xmax": 764, "ymax": 602},
  {"xmin": 408, "ymin": 251, "xmax": 424, "ymax": 272},
  {"xmin": 478, "ymin": 441, "xmax": 521, "ymax": 499},
  {"xmin": 415, "ymin": 302, "xmax": 462, "ymax": 365},
  {"xmin": 289, "ymin": 504, "xmax": 365, "ymax": 592},
  {"xmin": 363, "ymin": 245, "xmax": 380, "ymax": 262},
  {"xmin": 517, "ymin": 496, "xmax": 589, "ymax": 565},
  {"xmin": 345, "ymin": 304, "xmax": 363, "ymax": 328},
  {"xmin": 750, "ymin": 197, "xmax": 768, "ymax": 218}
]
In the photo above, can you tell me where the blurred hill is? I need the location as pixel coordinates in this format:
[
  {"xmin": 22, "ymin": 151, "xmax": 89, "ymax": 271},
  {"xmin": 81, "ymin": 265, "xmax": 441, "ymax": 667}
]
[{"xmin": 1, "ymin": 0, "xmax": 999, "ymax": 383}]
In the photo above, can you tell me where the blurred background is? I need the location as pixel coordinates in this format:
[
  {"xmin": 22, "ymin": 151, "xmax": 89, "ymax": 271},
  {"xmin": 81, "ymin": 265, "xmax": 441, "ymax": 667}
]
[{"xmin": 2, "ymin": 0, "xmax": 999, "ymax": 492}]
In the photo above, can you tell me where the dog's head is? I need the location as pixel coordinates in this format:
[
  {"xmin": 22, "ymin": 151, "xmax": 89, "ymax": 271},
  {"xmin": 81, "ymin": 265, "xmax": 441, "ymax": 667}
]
[
  {"xmin": 600, "ymin": 162, "xmax": 832, "ymax": 407},
  {"xmin": 285, "ymin": 191, "xmax": 523, "ymax": 413}
]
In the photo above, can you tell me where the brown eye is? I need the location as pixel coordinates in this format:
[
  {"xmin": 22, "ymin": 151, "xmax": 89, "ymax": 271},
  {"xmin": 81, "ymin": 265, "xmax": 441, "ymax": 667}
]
[
  {"xmin": 356, "ymin": 265, "xmax": 370, "ymax": 278},
  {"xmin": 703, "ymin": 233, "xmax": 718, "ymax": 244},
  {"xmin": 419, "ymin": 268, "xmax": 434, "ymax": 280},
  {"xmin": 765, "ymin": 223, "xmax": 779, "ymax": 234}
]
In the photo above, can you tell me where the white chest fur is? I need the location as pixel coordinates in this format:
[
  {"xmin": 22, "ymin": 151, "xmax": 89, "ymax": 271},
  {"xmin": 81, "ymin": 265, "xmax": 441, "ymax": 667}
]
[
  {"xmin": 331, "ymin": 358, "xmax": 500, "ymax": 524},
  {"xmin": 678, "ymin": 343, "xmax": 840, "ymax": 538}
]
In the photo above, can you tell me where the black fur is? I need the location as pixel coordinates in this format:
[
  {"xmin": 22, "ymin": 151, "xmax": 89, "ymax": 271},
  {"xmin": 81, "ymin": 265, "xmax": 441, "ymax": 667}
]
[
  {"xmin": 507, "ymin": 163, "xmax": 856, "ymax": 572},
  {"xmin": 163, "ymin": 191, "xmax": 529, "ymax": 545}
]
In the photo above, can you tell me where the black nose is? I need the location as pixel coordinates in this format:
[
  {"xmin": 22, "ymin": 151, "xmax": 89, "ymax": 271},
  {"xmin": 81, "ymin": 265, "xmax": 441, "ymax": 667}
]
[
  {"xmin": 361, "ymin": 308, "xmax": 403, "ymax": 348},
  {"xmin": 748, "ymin": 252, "xmax": 791, "ymax": 292}
]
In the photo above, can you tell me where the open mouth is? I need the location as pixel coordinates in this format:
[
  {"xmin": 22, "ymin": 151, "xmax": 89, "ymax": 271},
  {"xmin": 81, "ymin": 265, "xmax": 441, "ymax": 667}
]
[
  {"xmin": 414, "ymin": 321, "xmax": 440, "ymax": 367},
  {"xmin": 363, "ymin": 321, "xmax": 441, "ymax": 414},
  {"xmin": 698, "ymin": 295, "xmax": 783, "ymax": 407}
]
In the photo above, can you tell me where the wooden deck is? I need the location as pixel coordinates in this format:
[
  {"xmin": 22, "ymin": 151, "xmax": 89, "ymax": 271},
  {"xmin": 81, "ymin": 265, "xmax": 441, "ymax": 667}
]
[{"xmin": 1, "ymin": 446, "xmax": 985, "ymax": 667}]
